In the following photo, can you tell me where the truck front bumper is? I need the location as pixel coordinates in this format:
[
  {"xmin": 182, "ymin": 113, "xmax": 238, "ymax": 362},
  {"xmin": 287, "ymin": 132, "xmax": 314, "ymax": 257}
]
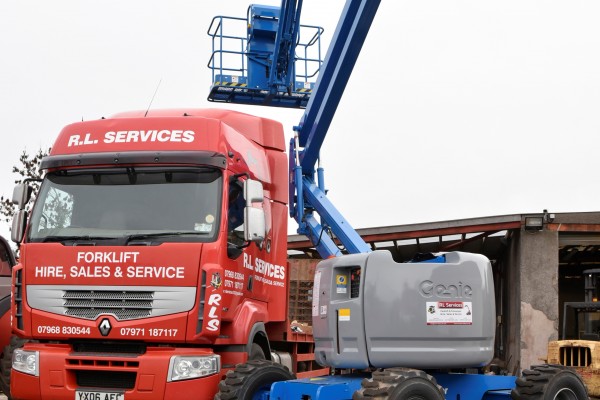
[{"xmin": 11, "ymin": 342, "xmax": 222, "ymax": 400}]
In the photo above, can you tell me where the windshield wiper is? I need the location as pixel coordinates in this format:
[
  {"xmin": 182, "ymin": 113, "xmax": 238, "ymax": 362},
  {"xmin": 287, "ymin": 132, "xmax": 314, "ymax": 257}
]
[
  {"xmin": 36, "ymin": 236, "xmax": 116, "ymax": 243},
  {"xmin": 124, "ymin": 232, "xmax": 209, "ymax": 244}
]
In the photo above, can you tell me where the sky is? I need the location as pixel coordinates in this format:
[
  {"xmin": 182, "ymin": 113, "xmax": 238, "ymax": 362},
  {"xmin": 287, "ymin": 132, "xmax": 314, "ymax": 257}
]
[{"xmin": 1, "ymin": 0, "xmax": 600, "ymax": 243}]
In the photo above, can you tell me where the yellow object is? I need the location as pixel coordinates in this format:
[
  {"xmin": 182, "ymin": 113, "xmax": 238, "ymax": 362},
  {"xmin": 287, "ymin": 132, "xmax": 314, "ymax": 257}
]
[{"xmin": 547, "ymin": 340, "xmax": 600, "ymax": 396}]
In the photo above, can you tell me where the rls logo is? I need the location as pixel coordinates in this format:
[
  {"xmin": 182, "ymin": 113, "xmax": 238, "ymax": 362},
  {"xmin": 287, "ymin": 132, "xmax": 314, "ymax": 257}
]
[{"xmin": 205, "ymin": 294, "xmax": 221, "ymax": 332}]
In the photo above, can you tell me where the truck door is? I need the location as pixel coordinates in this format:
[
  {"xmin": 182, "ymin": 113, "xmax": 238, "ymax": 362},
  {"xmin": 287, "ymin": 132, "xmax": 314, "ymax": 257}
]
[{"xmin": 0, "ymin": 235, "xmax": 16, "ymax": 352}]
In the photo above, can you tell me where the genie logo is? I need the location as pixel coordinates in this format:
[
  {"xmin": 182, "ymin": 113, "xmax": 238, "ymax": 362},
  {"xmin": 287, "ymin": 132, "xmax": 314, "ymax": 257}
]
[{"xmin": 420, "ymin": 280, "xmax": 473, "ymax": 299}]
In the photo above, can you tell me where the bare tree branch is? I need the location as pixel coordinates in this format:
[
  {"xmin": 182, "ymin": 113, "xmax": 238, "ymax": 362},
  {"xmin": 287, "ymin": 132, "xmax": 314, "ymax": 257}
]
[{"xmin": 0, "ymin": 148, "xmax": 50, "ymax": 226}]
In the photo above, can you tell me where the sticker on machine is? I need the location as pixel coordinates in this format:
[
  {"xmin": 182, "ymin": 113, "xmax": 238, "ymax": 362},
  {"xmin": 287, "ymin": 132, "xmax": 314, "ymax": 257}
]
[
  {"xmin": 312, "ymin": 271, "xmax": 321, "ymax": 317},
  {"xmin": 426, "ymin": 301, "xmax": 473, "ymax": 325},
  {"xmin": 336, "ymin": 274, "xmax": 347, "ymax": 294},
  {"xmin": 338, "ymin": 308, "xmax": 350, "ymax": 321}
]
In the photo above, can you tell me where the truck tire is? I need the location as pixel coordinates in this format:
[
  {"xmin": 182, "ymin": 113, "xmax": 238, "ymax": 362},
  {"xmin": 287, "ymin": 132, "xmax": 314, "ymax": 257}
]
[
  {"xmin": 214, "ymin": 359, "xmax": 294, "ymax": 400},
  {"xmin": 511, "ymin": 364, "xmax": 587, "ymax": 400},
  {"xmin": 0, "ymin": 336, "xmax": 27, "ymax": 400},
  {"xmin": 353, "ymin": 368, "xmax": 445, "ymax": 400}
]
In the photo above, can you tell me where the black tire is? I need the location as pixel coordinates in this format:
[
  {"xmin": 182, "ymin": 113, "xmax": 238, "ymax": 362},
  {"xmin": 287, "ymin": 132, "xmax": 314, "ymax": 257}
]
[
  {"xmin": 214, "ymin": 359, "xmax": 295, "ymax": 400},
  {"xmin": 249, "ymin": 343, "xmax": 266, "ymax": 361},
  {"xmin": 353, "ymin": 368, "xmax": 445, "ymax": 400},
  {"xmin": 511, "ymin": 364, "xmax": 588, "ymax": 400},
  {"xmin": 0, "ymin": 335, "xmax": 27, "ymax": 399}
]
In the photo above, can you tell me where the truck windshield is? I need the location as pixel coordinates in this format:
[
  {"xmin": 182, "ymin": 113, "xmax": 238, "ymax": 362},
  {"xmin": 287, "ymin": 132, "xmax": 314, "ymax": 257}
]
[{"xmin": 28, "ymin": 167, "xmax": 222, "ymax": 243}]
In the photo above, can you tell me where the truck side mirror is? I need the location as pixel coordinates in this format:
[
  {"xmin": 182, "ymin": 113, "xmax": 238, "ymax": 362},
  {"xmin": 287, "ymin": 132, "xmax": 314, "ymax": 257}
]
[
  {"xmin": 0, "ymin": 235, "xmax": 16, "ymax": 275},
  {"xmin": 11, "ymin": 183, "xmax": 32, "ymax": 244},
  {"xmin": 243, "ymin": 179, "xmax": 265, "ymax": 243},
  {"xmin": 244, "ymin": 207, "xmax": 266, "ymax": 243},
  {"xmin": 12, "ymin": 183, "xmax": 32, "ymax": 208},
  {"xmin": 11, "ymin": 209, "xmax": 27, "ymax": 243},
  {"xmin": 244, "ymin": 179, "xmax": 264, "ymax": 205}
]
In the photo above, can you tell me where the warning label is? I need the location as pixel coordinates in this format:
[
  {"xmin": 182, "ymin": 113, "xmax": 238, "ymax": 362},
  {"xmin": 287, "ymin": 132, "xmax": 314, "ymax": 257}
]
[
  {"xmin": 336, "ymin": 274, "xmax": 347, "ymax": 294},
  {"xmin": 312, "ymin": 271, "xmax": 321, "ymax": 317},
  {"xmin": 426, "ymin": 301, "xmax": 473, "ymax": 325},
  {"xmin": 338, "ymin": 308, "xmax": 350, "ymax": 321}
]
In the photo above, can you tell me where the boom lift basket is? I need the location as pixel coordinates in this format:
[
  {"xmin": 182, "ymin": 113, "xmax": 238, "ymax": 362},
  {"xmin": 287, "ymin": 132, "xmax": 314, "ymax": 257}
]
[{"xmin": 207, "ymin": 6, "xmax": 324, "ymax": 108}]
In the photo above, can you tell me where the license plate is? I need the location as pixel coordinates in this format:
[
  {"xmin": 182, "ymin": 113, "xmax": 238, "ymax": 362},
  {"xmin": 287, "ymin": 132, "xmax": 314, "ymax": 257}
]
[{"xmin": 75, "ymin": 390, "xmax": 124, "ymax": 400}]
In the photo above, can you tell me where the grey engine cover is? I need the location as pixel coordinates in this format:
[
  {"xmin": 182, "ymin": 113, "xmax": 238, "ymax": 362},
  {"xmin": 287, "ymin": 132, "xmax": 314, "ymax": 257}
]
[{"xmin": 312, "ymin": 250, "xmax": 495, "ymax": 369}]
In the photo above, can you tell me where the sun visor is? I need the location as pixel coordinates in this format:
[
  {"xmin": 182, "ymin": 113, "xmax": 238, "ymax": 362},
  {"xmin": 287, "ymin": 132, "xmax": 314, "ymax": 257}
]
[{"xmin": 40, "ymin": 151, "xmax": 227, "ymax": 170}]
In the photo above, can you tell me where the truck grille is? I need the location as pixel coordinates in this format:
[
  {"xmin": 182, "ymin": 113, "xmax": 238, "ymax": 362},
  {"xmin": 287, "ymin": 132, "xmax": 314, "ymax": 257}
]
[
  {"xmin": 196, "ymin": 271, "xmax": 206, "ymax": 333},
  {"xmin": 560, "ymin": 346, "xmax": 592, "ymax": 367},
  {"xmin": 66, "ymin": 307, "xmax": 151, "ymax": 320},
  {"xmin": 27, "ymin": 285, "xmax": 196, "ymax": 321},
  {"xmin": 67, "ymin": 348, "xmax": 141, "ymax": 389},
  {"xmin": 14, "ymin": 268, "xmax": 23, "ymax": 329},
  {"xmin": 76, "ymin": 370, "xmax": 136, "ymax": 389},
  {"xmin": 64, "ymin": 290, "xmax": 153, "ymax": 320},
  {"xmin": 72, "ymin": 342, "xmax": 146, "ymax": 354}
]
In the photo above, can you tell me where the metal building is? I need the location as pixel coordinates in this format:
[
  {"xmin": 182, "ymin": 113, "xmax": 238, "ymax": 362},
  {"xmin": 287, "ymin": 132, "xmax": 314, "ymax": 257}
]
[{"xmin": 288, "ymin": 211, "xmax": 600, "ymax": 374}]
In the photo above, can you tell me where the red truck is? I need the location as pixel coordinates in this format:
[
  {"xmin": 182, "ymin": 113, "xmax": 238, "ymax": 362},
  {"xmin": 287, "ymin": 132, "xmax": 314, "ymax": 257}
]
[
  {"xmin": 0, "ymin": 235, "xmax": 16, "ymax": 396},
  {"xmin": 6, "ymin": 108, "xmax": 325, "ymax": 399}
]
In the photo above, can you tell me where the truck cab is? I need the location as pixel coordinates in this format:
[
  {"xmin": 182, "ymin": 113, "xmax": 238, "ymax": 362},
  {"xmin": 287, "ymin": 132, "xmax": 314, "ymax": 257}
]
[{"xmin": 9, "ymin": 108, "xmax": 289, "ymax": 399}]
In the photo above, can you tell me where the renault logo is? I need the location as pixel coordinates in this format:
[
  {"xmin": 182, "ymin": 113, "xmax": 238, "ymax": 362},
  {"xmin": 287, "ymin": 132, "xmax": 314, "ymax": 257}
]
[{"xmin": 98, "ymin": 318, "xmax": 112, "ymax": 336}]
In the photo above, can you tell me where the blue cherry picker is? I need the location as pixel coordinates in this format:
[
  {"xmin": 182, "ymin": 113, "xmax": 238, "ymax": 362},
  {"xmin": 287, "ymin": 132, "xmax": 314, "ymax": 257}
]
[{"xmin": 207, "ymin": 1, "xmax": 588, "ymax": 399}]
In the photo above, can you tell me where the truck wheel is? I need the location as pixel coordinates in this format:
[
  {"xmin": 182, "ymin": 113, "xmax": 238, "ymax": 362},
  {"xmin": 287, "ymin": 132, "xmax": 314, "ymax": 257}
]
[
  {"xmin": 353, "ymin": 368, "xmax": 445, "ymax": 400},
  {"xmin": 214, "ymin": 359, "xmax": 294, "ymax": 400},
  {"xmin": 511, "ymin": 364, "xmax": 588, "ymax": 400},
  {"xmin": 0, "ymin": 336, "xmax": 27, "ymax": 399}
]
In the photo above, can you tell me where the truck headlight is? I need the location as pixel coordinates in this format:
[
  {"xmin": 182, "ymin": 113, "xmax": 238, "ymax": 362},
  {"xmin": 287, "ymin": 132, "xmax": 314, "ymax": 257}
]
[
  {"xmin": 167, "ymin": 355, "xmax": 220, "ymax": 382},
  {"xmin": 13, "ymin": 349, "xmax": 39, "ymax": 376}
]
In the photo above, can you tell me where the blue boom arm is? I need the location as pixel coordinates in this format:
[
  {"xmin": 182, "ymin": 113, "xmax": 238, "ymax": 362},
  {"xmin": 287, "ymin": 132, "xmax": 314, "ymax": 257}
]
[
  {"xmin": 269, "ymin": 0, "xmax": 303, "ymax": 95},
  {"xmin": 207, "ymin": 0, "xmax": 381, "ymax": 258},
  {"xmin": 289, "ymin": 0, "xmax": 381, "ymax": 257}
]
